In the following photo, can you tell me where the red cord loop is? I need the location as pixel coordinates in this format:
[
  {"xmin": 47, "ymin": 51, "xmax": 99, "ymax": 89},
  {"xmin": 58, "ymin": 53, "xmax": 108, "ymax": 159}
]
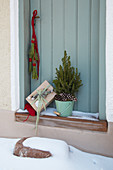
[{"xmin": 33, "ymin": 10, "xmax": 37, "ymax": 17}]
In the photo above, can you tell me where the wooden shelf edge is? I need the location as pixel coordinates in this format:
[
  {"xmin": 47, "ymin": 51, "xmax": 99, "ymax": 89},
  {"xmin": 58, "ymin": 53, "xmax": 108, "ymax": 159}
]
[{"xmin": 15, "ymin": 112, "xmax": 108, "ymax": 132}]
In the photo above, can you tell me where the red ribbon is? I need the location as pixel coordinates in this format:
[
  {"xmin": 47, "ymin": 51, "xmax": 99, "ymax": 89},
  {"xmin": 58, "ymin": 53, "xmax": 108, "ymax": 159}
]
[
  {"xmin": 31, "ymin": 40, "xmax": 35, "ymax": 43},
  {"xmin": 33, "ymin": 63, "xmax": 36, "ymax": 66},
  {"xmin": 31, "ymin": 10, "xmax": 40, "ymax": 79},
  {"xmin": 24, "ymin": 103, "xmax": 36, "ymax": 122},
  {"xmin": 23, "ymin": 114, "xmax": 30, "ymax": 122},
  {"xmin": 29, "ymin": 58, "xmax": 32, "ymax": 62}
]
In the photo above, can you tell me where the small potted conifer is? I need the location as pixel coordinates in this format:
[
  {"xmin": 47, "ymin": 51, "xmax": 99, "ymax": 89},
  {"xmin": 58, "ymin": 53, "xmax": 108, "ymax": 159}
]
[{"xmin": 53, "ymin": 50, "xmax": 83, "ymax": 117}]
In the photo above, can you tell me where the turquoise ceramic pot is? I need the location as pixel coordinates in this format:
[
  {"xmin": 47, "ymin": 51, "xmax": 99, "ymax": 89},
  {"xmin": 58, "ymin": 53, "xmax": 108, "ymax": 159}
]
[{"xmin": 55, "ymin": 100, "xmax": 74, "ymax": 117}]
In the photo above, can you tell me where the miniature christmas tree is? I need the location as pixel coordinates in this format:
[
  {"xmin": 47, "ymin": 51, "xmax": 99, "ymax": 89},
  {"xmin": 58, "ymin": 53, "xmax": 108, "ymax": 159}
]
[{"xmin": 53, "ymin": 50, "xmax": 82, "ymax": 101}]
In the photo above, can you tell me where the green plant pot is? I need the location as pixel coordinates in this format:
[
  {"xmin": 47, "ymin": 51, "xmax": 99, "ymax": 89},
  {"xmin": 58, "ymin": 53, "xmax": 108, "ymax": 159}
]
[{"xmin": 55, "ymin": 100, "xmax": 74, "ymax": 117}]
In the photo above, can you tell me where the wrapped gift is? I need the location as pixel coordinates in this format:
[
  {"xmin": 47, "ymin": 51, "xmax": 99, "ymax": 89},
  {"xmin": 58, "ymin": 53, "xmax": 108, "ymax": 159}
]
[{"xmin": 26, "ymin": 80, "xmax": 56, "ymax": 112}]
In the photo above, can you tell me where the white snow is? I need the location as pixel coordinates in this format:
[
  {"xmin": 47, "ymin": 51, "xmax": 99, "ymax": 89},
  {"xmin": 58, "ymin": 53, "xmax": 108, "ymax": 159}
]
[
  {"xmin": 0, "ymin": 137, "xmax": 112, "ymax": 170},
  {"xmin": 17, "ymin": 109, "xmax": 28, "ymax": 113},
  {"xmin": 23, "ymin": 137, "xmax": 69, "ymax": 159},
  {"xmin": 17, "ymin": 107, "xmax": 99, "ymax": 121},
  {"xmin": 41, "ymin": 108, "xmax": 99, "ymax": 121}
]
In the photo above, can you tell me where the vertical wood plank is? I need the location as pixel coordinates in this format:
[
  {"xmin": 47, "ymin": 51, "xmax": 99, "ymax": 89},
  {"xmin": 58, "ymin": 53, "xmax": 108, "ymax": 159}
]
[
  {"xmin": 91, "ymin": 0, "xmax": 99, "ymax": 112},
  {"xmin": 19, "ymin": 0, "xmax": 31, "ymax": 109},
  {"xmin": 40, "ymin": 0, "xmax": 52, "ymax": 84},
  {"xmin": 24, "ymin": 0, "xmax": 31, "ymax": 101},
  {"xmin": 19, "ymin": 0, "xmax": 25, "ymax": 109},
  {"xmin": 77, "ymin": 0, "xmax": 90, "ymax": 112},
  {"xmin": 99, "ymin": 0, "xmax": 106, "ymax": 120},
  {"xmin": 30, "ymin": 0, "xmax": 41, "ymax": 92},
  {"xmin": 65, "ymin": 0, "xmax": 78, "ymax": 110},
  {"xmin": 53, "ymin": 0, "xmax": 64, "ymax": 79},
  {"xmin": 65, "ymin": 0, "xmax": 77, "ymax": 68}
]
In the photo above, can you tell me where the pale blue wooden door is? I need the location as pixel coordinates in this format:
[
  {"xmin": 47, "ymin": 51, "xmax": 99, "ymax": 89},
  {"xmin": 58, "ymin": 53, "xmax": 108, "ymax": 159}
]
[{"xmin": 28, "ymin": 0, "xmax": 106, "ymax": 118}]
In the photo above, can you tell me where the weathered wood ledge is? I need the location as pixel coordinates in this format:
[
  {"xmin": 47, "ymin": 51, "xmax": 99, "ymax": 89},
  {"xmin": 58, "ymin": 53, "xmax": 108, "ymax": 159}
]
[{"xmin": 15, "ymin": 112, "xmax": 108, "ymax": 132}]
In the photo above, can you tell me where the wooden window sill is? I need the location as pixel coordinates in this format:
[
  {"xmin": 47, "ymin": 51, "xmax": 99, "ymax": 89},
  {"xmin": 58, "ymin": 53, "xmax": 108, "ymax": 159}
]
[{"xmin": 15, "ymin": 112, "xmax": 108, "ymax": 132}]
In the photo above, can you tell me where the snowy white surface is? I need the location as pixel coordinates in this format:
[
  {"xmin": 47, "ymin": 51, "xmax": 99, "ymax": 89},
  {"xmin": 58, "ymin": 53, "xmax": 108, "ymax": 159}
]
[
  {"xmin": 0, "ymin": 137, "xmax": 113, "ymax": 170},
  {"xmin": 17, "ymin": 109, "xmax": 28, "ymax": 113},
  {"xmin": 23, "ymin": 137, "xmax": 69, "ymax": 159},
  {"xmin": 40, "ymin": 108, "xmax": 99, "ymax": 121},
  {"xmin": 17, "ymin": 107, "xmax": 99, "ymax": 121}
]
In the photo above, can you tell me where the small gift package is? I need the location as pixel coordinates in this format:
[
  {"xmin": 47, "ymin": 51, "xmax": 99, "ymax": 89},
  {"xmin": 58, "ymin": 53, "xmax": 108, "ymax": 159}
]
[{"xmin": 26, "ymin": 80, "xmax": 56, "ymax": 112}]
